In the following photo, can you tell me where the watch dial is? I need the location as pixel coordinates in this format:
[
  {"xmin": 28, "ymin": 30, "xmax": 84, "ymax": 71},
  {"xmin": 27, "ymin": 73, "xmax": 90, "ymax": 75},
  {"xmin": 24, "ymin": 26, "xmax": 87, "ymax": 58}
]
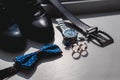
[{"xmin": 63, "ymin": 29, "xmax": 78, "ymax": 38}]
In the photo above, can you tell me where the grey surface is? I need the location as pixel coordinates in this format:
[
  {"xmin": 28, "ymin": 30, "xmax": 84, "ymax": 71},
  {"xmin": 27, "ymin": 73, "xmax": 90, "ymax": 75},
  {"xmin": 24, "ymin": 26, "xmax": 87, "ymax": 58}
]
[{"xmin": 0, "ymin": 12, "xmax": 120, "ymax": 80}]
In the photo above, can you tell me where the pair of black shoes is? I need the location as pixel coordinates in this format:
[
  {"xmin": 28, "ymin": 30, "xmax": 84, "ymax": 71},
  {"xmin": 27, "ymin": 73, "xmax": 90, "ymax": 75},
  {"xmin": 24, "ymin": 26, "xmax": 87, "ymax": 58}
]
[{"xmin": 0, "ymin": 1, "xmax": 54, "ymax": 53}]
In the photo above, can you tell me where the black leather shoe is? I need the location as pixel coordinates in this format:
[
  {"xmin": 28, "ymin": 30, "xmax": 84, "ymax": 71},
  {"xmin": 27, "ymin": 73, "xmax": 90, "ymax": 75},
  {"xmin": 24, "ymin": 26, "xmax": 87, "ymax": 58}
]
[
  {"xmin": 0, "ymin": 3, "xmax": 27, "ymax": 53},
  {"xmin": 14, "ymin": 1, "xmax": 54, "ymax": 43},
  {"xmin": 0, "ymin": 23, "xmax": 27, "ymax": 53}
]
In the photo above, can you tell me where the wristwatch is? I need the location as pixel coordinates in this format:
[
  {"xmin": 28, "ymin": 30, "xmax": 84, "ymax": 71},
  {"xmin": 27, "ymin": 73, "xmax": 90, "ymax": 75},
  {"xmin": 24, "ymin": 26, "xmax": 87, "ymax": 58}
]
[{"xmin": 56, "ymin": 18, "xmax": 78, "ymax": 47}]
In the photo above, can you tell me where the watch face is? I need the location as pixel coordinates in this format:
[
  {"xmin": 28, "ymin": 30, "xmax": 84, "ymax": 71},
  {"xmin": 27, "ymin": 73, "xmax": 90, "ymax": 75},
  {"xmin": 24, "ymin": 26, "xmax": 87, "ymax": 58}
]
[{"xmin": 63, "ymin": 29, "xmax": 78, "ymax": 38}]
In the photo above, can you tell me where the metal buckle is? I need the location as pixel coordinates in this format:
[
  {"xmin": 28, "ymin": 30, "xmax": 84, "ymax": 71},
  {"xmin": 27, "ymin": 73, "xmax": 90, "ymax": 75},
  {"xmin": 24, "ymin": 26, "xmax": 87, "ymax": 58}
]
[
  {"xmin": 86, "ymin": 27, "xmax": 114, "ymax": 47},
  {"xmin": 86, "ymin": 27, "xmax": 98, "ymax": 34}
]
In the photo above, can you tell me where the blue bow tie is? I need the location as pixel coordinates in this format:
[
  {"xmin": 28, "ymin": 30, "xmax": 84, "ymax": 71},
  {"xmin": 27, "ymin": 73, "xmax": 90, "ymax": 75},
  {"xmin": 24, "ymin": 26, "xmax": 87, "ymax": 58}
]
[{"xmin": 15, "ymin": 44, "xmax": 62, "ymax": 69}]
